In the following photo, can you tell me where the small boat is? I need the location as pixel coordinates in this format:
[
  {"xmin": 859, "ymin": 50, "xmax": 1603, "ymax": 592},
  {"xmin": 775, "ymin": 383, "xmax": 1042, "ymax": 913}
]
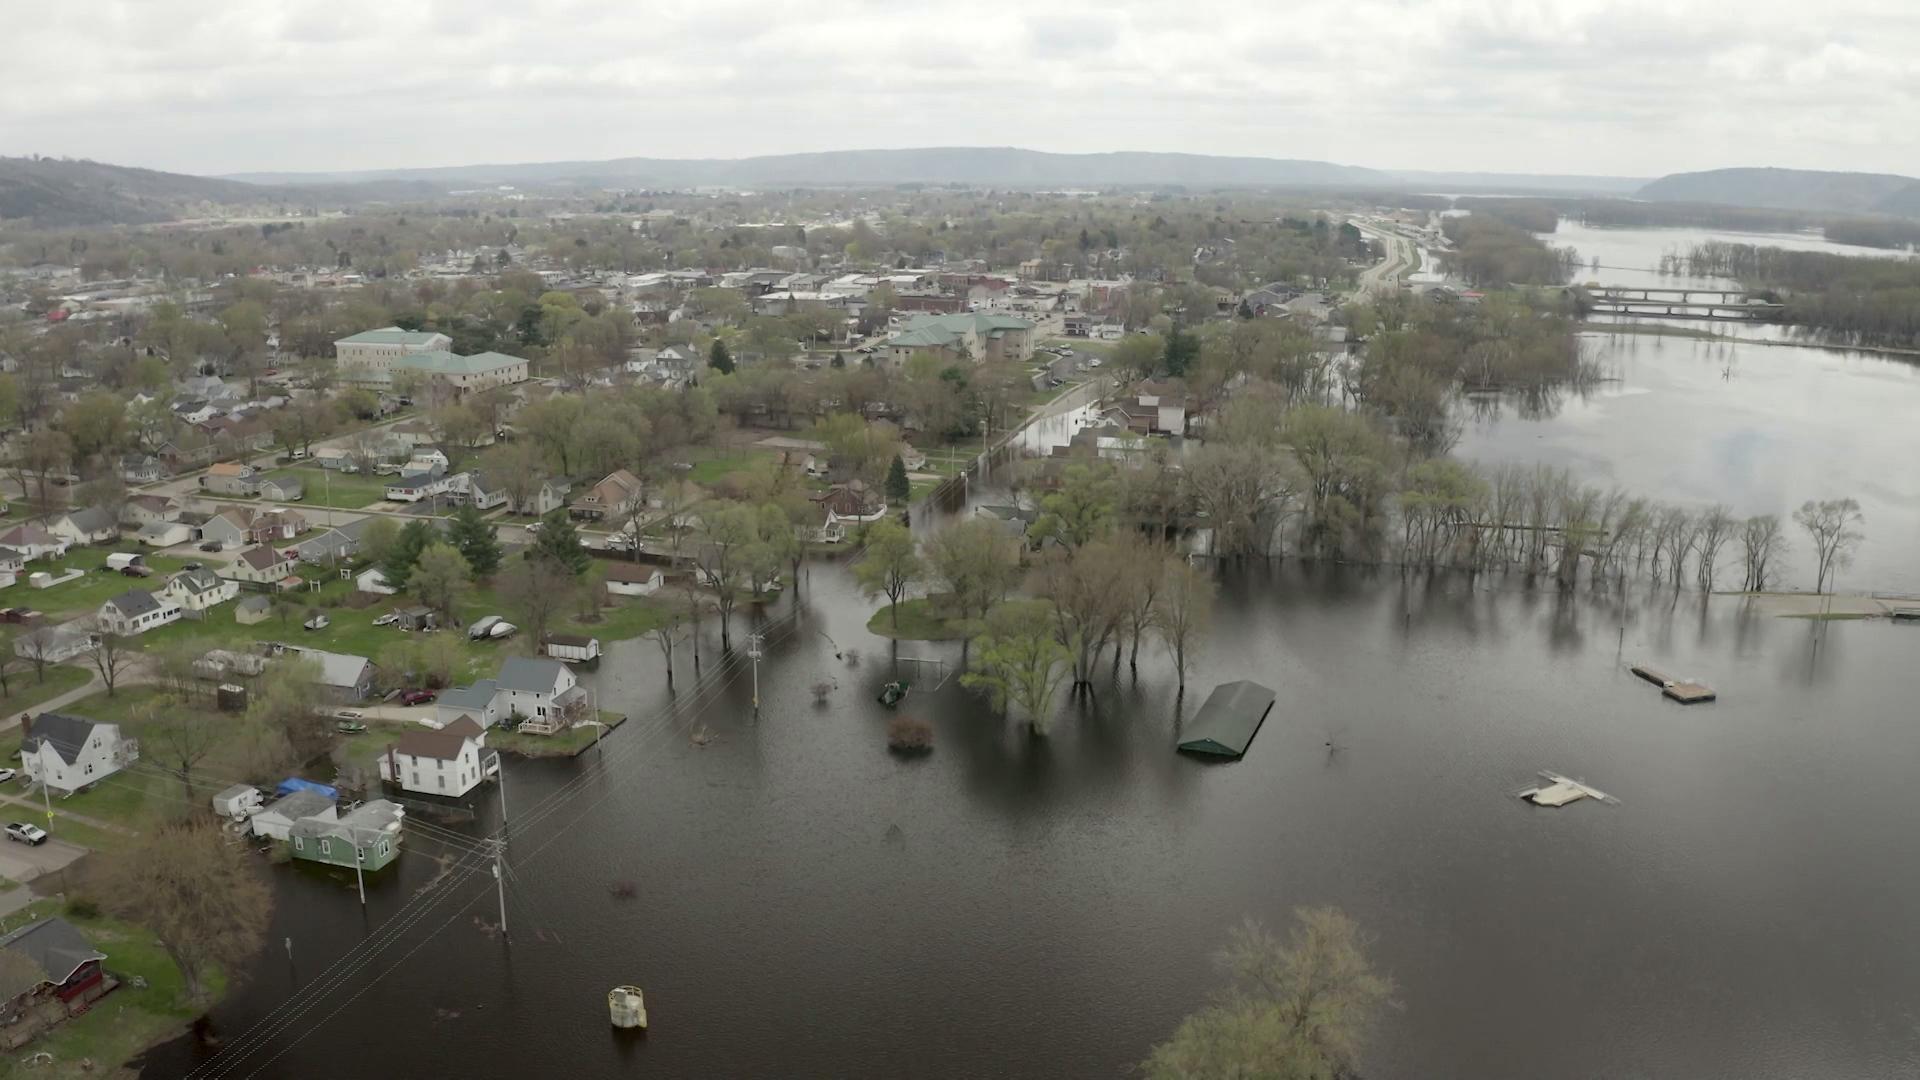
[
  {"xmin": 468, "ymin": 615, "xmax": 502, "ymax": 641},
  {"xmin": 488, "ymin": 621, "xmax": 518, "ymax": 640},
  {"xmin": 335, "ymin": 720, "xmax": 367, "ymax": 734},
  {"xmin": 608, "ymin": 985, "xmax": 647, "ymax": 1029},
  {"xmin": 878, "ymin": 680, "xmax": 910, "ymax": 707}
]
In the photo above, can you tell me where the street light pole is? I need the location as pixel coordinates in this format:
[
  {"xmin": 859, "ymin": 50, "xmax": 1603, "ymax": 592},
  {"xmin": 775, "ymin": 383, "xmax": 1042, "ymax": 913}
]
[{"xmin": 747, "ymin": 631, "xmax": 764, "ymax": 713}]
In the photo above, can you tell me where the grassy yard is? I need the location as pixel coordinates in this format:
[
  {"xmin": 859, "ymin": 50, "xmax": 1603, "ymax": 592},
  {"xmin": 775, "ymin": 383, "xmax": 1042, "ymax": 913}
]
[
  {"xmin": 203, "ymin": 466, "xmax": 392, "ymax": 511},
  {"xmin": 0, "ymin": 665, "xmax": 92, "ymax": 716},
  {"xmin": 865, "ymin": 597, "xmax": 976, "ymax": 642},
  {"xmin": 4, "ymin": 898, "xmax": 224, "ymax": 1079},
  {"xmin": 10, "ymin": 549, "xmax": 197, "ymax": 620},
  {"xmin": 683, "ymin": 449, "xmax": 777, "ymax": 487},
  {"xmin": 491, "ymin": 710, "xmax": 628, "ymax": 759}
]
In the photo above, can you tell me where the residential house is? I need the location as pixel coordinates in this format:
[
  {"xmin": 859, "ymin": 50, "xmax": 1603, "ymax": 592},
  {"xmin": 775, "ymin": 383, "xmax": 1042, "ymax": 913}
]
[
  {"xmin": 884, "ymin": 312, "xmax": 1035, "ymax": 366},
  {"xmin": 603, "ymin": 561, "xmax": 665, "ymax": 597},
  {"xmin": 225, "ymin": 545, "xmax": 296, "ymax": 587},
  {"xmin": 0, "ymin": 917, "xmax": 111, "ymax": 1024},
  {"xmin": 250, "ymin": 789, "xmax": 335, "ymax": 841},
  {"xmin": 285, "ymin": 647, "xmax": 376, "ymax": 703},
  {"xmin": 814, "ymin": 481, "xmax": 887, "ymax": 542},
  {"xmin": 258, "ymin": 475, "xmax": 305, "ymax": 502},
  {"xmin": 434, "ymin": 679, "xmax": 507, "ymax": 729},
  {"xmin": 47, "ymin": 507, "xmax": 117, "ymax": 546},
  {"xmin": 172, "ymin": 399, "xmax": 217, "ymax": 425},
  {"xmin": 496, "ymin": 656, "xmax": 589, "ymax": 734},
  {"xmin": 14, "ymin": 624, "xmax": 93, "ymax": 665},
  {"xmin": 21, "ymin": 713, "xmax": 138, "ymax": 794},
  {"xmin": 513, "ymin": 478, "xmax": 570, "ymax": 517},
  {"xmin": 118, "ymin": 453, "xmax": 170, "ymax": 485},
  {"xmin": 250, "ymin": 508, "xmax": 307, "ymax": 543},
  {"xmin": 0, "ymin": 526, "xmax": 67, "ymax": 563},
  {"xmin": 200, "ymin": 462, "xmax": 260, "ymax": 496},
  {"xmin": 569, "ymin": 469, "xmax": 645, "ymax": 522},
  {"xmin": 119, "ymin": 494, "xmax": 180, "ymax": 529},
  {"xmin": 95, "ymin": 589, "xmax": 182, "ymax": 636},
  {"xmin": 355, "ymin": 567, "xmax": 397, "ymax": 595},
  {"xmin": 455, "ymin": 471, "xmax": 510, "ymax": 510},
  {"xmin": 288, "ymin": 799, "xmax": 405, "ymax": 871},
  {"xmin": 0, "ymin": 547, "xmax": 22, "ymax": 586},
  {"xmin": 162, "ymin": 565, "xmax": 238, "ymax": 612},
  {"xmin": 384, "ymin": 465, "xmax": 452, "ymax": 503},
  {"xmin": 197, "ymin": 507, "xmax": 255, "ymax": 549},
  {"xmin": 1104, "ymin": 386, "xmax": 1187, "ymax": 436},
  {"xmin": 381, "ymin": 716, "xmax": 499, "ymax": 798},
  {"xmin": 389, "ymin": 420, "xmax": 438, "ymax": 448},
  {"xmin": 137, "ymin": 521, "xmax": 192, "ymax": 548},
  {"xmin": 296, "ymin": 527, "xmax": 357, "ymax": 566}
]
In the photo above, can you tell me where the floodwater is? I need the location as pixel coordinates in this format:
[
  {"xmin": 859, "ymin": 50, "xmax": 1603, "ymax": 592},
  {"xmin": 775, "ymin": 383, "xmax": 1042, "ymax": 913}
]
[
  {"xmin": 1456, "ymin": 220, "xmax": 1920, "ymax": 594},
  {"xmin": 141, "ymin": 529, "xmax": 1920, "ymax": 1080}
]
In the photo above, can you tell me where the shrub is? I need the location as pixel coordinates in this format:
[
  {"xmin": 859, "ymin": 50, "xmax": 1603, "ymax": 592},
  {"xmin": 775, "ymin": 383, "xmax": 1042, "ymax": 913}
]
[
  {"xmin": 886, "ymin": 716, "xmax": 933, "ymax": 754},
  {"xmin": 65, "ymin": 897, "xmax": 100, "ymax": 920}
]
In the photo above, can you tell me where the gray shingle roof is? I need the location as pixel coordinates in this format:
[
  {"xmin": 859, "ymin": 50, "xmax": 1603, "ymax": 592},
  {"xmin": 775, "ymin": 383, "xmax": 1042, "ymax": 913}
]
[
  {"xmin": 20, "ymin": 713, "xmax": 100, "ymax": 766},
  {"xmin": 262, "ymin": 789, "xmax": 335, "ymax": 821},
  {"xmin": 437, "ymin": 680, "xmax": 499, "ymax": 713},
  {"xmin": 0, "ymin": 917, "xmax": 105, "ymax": 997},
  {"xmin": 496, "ymin": 657, "xmax": 565, "ymax": 694},
  {"xmin": 105, "ymin": 589, "xmax": 162, "ymax": 618}
]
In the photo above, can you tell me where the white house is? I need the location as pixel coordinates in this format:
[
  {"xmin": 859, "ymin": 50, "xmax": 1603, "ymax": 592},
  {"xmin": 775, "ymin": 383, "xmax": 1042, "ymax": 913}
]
[
  {"xmin": 14, "ymin": 624, "xmax": 94, "ymax": 665},
  {"xmin": 434, "ymin": 679, "xmax": 508, "ymax": 729},
  {"xmin": 250, "ymin": 789, "xmax": 337, "ymax": 841},
  {"xmin": 48, "ymin": 508, "xmax": 117, "ymax": 546},
  {"xmin": 225, "ymin": 545, "xmax": 295, "ymax": 586},
  {"xmin": 137, "ymin": 521, "xmax": 193, "ymax": 548},
  {"xmin": 435, "ymin": 657, "xmax": 589, "ymax": 734},
  {"xmin": 381, "ymin": 716, "xmax": 499, "ymax": 798},
  {"xmin": 0, "ymin": 525, "xmax": 68, "ymax": 562},
  {"xmin": 121, "ymin": 495, "xmax": 182, "ymax": 529},
  {"xmin": 603, "ymin": 562, "xmax": 665, "ymax": 596},
  {"xmin": 95, "ymin": 589, "xmax": 183, "ymax": 636},
  {"xmin": 356, "ymin": 567, "xmax": 397, "ymax": 595},
  {"xmin": 163, "ymin": 565, "xmax": 239, "ymax": 612},
  {"xmin": 21, "ymin": 713, "xmax": 138, "ymax": 795}
]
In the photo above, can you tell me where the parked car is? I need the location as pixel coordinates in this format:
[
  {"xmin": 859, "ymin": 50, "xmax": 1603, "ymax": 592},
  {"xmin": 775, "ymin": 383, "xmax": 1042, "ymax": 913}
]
[
  {"xmin": 6, "ymin": 823, "xmax": 46, "ymax": 846},
  {"xmin": 303, "ymin": 613, "xmax": 330, "ymax": 631},
  {"xmin": 120, "ymin": 564, "xmax": 154, "ymax": 578},
  {"xmin": 399, "ymin": 689, "xmax": 436, "ymax": 706},
  {"xmin": 199, "ymin": 540, "xmax": 224, "ymax": 552},
  {"xmin": 0, "ymin": 769, "xmax": 16, "ymax": 784}
]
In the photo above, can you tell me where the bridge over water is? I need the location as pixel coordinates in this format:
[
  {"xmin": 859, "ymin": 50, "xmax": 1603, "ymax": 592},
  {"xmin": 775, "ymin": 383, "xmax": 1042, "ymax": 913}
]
[{"xmin": 1569, "ymin": 284, "xmax": 1785, "ymax": 322}]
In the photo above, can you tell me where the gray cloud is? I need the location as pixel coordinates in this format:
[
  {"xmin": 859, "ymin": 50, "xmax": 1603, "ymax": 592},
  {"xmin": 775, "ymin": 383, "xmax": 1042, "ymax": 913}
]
[{"xmin": 2, "ymin": 0, "xmax": 1916, "ymax": 178}]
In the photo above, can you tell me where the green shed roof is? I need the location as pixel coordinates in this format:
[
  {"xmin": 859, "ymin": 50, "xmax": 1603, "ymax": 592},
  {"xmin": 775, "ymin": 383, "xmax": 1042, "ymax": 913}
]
[
  {"xmin": 391, "ymin": 349, "xmax": 527, "ymax": 375},
  {"xmin": 1177, "ymin": 680, "xmax": 1276, "ymax": 758}
]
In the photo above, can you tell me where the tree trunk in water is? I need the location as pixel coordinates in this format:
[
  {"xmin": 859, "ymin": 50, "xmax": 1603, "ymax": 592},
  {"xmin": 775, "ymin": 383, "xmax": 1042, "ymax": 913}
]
[{"xmin": 1128, "ymin": 630, "xmax": 1141, "ymax": 671}]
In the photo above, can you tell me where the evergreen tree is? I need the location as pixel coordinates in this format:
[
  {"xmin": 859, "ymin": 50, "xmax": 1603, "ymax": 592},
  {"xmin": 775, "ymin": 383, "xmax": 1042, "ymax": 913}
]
[
  {"xmin": 708, "ymin": 338, "xmax": 735, "ymax": 375},
  {"xmin": 529, "ymin": 509, "xmax": 592, "ymax": 576},
  {"xmin": 379, "ymin": 519, "xmax": 436, "ymax": 590},
  {"xmin": 447, "ymin": 501, "xmax": 502, "ymax": 577},
  {"xmin": 831, "ymin": 351, "xmax": 846, "ymax": 369},
  {"xmin": 1163, "ymin": 323, "xmax": 1199, "ymax": 377},
  {"xmin": 885, "ymin": 454, "xmax": 911, "ymax": 504}
]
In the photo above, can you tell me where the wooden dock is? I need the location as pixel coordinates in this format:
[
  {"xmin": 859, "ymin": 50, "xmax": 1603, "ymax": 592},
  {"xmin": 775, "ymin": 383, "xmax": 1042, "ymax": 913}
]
[
  {"xmin": 1662, "ymin": 682, "xmax": 1717, "ymax": 704},
  {"xmin": 1631, "ymin": 663, "xmax": 1716, "ymax": 704}
]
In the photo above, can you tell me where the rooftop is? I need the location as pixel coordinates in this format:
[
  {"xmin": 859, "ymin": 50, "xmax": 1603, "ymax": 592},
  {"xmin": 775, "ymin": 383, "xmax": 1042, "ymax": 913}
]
[{"xmin": 335, "ymin": 327, "xmax": 448, "ymax": 347}]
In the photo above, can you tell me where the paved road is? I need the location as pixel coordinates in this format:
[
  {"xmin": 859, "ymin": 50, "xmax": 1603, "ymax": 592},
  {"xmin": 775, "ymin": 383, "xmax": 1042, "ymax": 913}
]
[
  {"xmin": 1354, "ymin": 220, "xmax": 1417, "ymax": 296},
  {"xmin": 0, "ymin": 833, "xmax": 89, "ymax": 891}
]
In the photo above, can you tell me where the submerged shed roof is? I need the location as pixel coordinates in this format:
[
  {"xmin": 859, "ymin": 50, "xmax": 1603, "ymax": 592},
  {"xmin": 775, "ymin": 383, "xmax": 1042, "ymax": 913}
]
[{"xmin": 1176, "ymin": 680, "xmax": 1276, "ymax": 759}]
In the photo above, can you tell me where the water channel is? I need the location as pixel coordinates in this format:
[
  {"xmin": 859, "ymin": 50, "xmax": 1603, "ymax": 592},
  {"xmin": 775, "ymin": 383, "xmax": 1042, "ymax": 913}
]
[{"xmin": 141, "ymin": 220, "xmax": 1920, "ymax": 1080}]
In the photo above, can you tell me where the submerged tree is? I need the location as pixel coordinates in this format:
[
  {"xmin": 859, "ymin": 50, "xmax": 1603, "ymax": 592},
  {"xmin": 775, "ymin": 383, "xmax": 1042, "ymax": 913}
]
[
  {"xmin": 1738, "ymin": 514, "xmax": 1787, "ymax": 592},
  {"xmin": 1141, "ymin": 908, "xmax": 1394, "ymax": 1080},
  {"xmin": 853, "ymin": 519, "xmax": 922, "ymax": 630},
  {"xmin": 1792, "ymin": 498, "xmax": 1864, "ymax": 594},
  {"xmin": 97, "ymin": 819, "xmax": 272, "ymax": 1005},
  {"xmin": 961, "ymin": 600, "xmax": 1070, "ymax": 735}
]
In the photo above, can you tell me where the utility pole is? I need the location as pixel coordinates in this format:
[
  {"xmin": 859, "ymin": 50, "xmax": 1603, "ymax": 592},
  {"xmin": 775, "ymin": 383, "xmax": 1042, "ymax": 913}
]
[
  {"xmin": 354, "ymin": 841, "xmax": 366, "ymax": 906},
  {"xmin": 496, "ymin": 756, "xmax": 508, "ymax": 834},
  {"xmin": 39, "ymin": 755, "xmax": 51, "ymax": 828},
  {"xmin": 492, "ymin": 843, "xmax": 508, "ymax": 937},
  {"xmin": 747, "ymin": 631, "xmax": 764, "ymax": 713}
]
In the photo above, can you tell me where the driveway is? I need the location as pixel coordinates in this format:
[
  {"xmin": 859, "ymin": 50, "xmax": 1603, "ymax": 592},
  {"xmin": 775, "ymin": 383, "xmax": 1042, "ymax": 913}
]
[{"xmin": 0, "ymin": 835, "xmax": 88, "ymax": 888}]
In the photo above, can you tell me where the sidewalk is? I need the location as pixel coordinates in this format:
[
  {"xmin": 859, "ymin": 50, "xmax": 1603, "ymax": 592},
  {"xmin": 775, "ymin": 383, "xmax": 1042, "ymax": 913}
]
[
  {"xmin": 0, "ymin": 671, "xmax": 104, "ymax": 737},
  {"xmin": 0, "ymin": 792, "xmax": 137, "ymax": 836}
]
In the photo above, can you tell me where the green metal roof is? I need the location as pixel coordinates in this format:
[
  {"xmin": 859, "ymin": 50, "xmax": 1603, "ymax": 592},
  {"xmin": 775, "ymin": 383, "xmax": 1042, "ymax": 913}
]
[
  {"xmin": 335, "ymin": 327, "xmax": 446, "ymax": 346},
  {"xmin": 1177, "ymin": 681, "xmax": 1276, "ymax": 758},
  {"xmin": 391, "ymin": 350, "xmax": 527, "ymax": 375}
]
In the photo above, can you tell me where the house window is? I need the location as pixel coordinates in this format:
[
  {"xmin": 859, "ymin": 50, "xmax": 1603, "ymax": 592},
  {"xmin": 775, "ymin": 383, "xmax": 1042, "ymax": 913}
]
[
  {"xmin": 411, "ymin": 772, "xmax": 419, "ymax": 786},
  {"xmin": 319, "ymin": 838, "xmax": 331, "ymax": 855},
  {"xmin": 379, "ymin": 840, "xmax": 389, "ymax": 855}
]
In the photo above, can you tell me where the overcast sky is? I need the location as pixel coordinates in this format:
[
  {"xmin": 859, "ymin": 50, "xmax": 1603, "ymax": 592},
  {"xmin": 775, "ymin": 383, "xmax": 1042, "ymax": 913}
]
[{"xmin": 5, "ymin": 0, "xmax": 1919, "ymax": 178}]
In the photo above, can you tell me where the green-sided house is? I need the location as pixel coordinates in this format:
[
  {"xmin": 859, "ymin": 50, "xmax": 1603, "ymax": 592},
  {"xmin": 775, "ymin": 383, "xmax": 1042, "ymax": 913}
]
[{"xmin": 288, "ymin": 798, "xmax": 406, "ymax": 871}]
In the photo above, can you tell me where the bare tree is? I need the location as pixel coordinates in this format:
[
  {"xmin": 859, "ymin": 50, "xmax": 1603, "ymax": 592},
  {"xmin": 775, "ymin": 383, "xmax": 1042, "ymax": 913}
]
[
  {"xmin": 1739, "ymin": 514, "xmax": 1787, "ymax": 592},
  {"xmin": 1692, "ymin": 504, "xmax": 1736, "ymax": 592},
  {"xmin": 147, "ymin": 706, "xmax": 224, "ymax": 804},
  {"xmin": 1793, "ymin": 498, "xmax": 1864, "ymax": 594},
  {"xmin": 96, "ymin": 819, "xmax": 271, "ymax": 1004},
  {"xmin": 502, "ymin": 557, "xmax": 578, "ymax": 650},
  {"xmin": 1156, "ymin": 559, "xmax": 1216, "ymax": 694},
  {"xmin": 89, "ymin": 628, "xmax": 135, "ymax": 697},
  {"xmin": 1032, "ymin": 542, "xmax": 1128, "ymax": 691}
]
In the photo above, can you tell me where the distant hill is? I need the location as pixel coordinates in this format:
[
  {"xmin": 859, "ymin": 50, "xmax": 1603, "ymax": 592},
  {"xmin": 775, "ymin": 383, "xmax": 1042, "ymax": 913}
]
[
  {"xmin": 1390, "ymin": 170, "xmax": 1646, "ymax": 196},
  {"xmin": 0, "ymin": 156, "xmax": 447, "ymax": 227},
  {"xmin": 228, "ymin": 146, "xmax": 1396, "ymax": 189},
  {"xmin": 1637, "ymin": 167, "xmax": 1920, "ymax": 216}
]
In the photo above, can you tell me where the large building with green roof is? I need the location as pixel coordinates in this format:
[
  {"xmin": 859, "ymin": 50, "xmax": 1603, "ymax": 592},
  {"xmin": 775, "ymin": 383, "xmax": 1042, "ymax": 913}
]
[
  {"xmin": 333, "ymin": 327, "xmax": 529, "ymax": 391},
  {"xmin": 884, "ymin": 312, "xmax": 1035, "ymax": 366}
]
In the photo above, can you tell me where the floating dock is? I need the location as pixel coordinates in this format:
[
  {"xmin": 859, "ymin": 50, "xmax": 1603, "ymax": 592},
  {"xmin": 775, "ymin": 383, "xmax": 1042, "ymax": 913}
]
[
  {"xmin": 1631, "ymin": 663, "xmax": 1715, "ymax": 704},
  {"xmin": 1517, "ymin": 771, "xmax": 1618, "ymax": 808}
]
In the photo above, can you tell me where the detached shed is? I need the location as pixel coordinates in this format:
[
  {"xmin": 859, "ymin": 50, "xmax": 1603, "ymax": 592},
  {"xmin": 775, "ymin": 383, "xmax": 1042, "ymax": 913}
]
[{"xmin": 1177, "ymin": 680, "xmax": 1277, "ymax": 759}]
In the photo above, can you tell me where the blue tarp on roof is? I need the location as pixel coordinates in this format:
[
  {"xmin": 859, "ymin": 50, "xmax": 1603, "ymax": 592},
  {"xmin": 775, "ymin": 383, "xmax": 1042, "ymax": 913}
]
[{"xmin": 275, "ymin": 777, "xmax": 338, "ymax": 800}]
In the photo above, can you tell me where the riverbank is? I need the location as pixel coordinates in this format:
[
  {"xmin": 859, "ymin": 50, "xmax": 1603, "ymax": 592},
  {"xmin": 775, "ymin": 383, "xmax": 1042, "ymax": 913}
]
[{"xmin": 1580, "ymin": 319, "xmax": 1920, "ymax": 359}]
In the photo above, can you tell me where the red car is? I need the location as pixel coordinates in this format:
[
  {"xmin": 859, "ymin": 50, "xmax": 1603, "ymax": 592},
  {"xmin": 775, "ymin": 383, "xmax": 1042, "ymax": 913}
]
[{"xmin": 399, "ymin": 690, "xmax": 436, "ymax": 706}]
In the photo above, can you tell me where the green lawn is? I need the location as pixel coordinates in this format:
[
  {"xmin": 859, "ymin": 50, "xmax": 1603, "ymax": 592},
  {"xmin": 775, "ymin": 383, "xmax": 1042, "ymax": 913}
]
[
  {"xmin": 491, "ymin": 710, "xmax": 628, "ymax": 759},
  {"xmin": 864, "ymin": 597, "xmax": 976, "ymax": 641},
  {"xmin": 12, "ymin": 549, "xmax": 197, "ymax": 619},
  {"xmin": 204, "ymin": 466, "xmax": 392, "ymax": 510},
  {"xmin": 684, "ymin": 449, "xmax": 777, "ymax": 486},
  {"xmin": 0, "ymin": 664, "xmax": 92, "ymax": 715},
  {"xmin": 5, "ymin": 898, "xmax": 225, "ymax": 1079}
]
